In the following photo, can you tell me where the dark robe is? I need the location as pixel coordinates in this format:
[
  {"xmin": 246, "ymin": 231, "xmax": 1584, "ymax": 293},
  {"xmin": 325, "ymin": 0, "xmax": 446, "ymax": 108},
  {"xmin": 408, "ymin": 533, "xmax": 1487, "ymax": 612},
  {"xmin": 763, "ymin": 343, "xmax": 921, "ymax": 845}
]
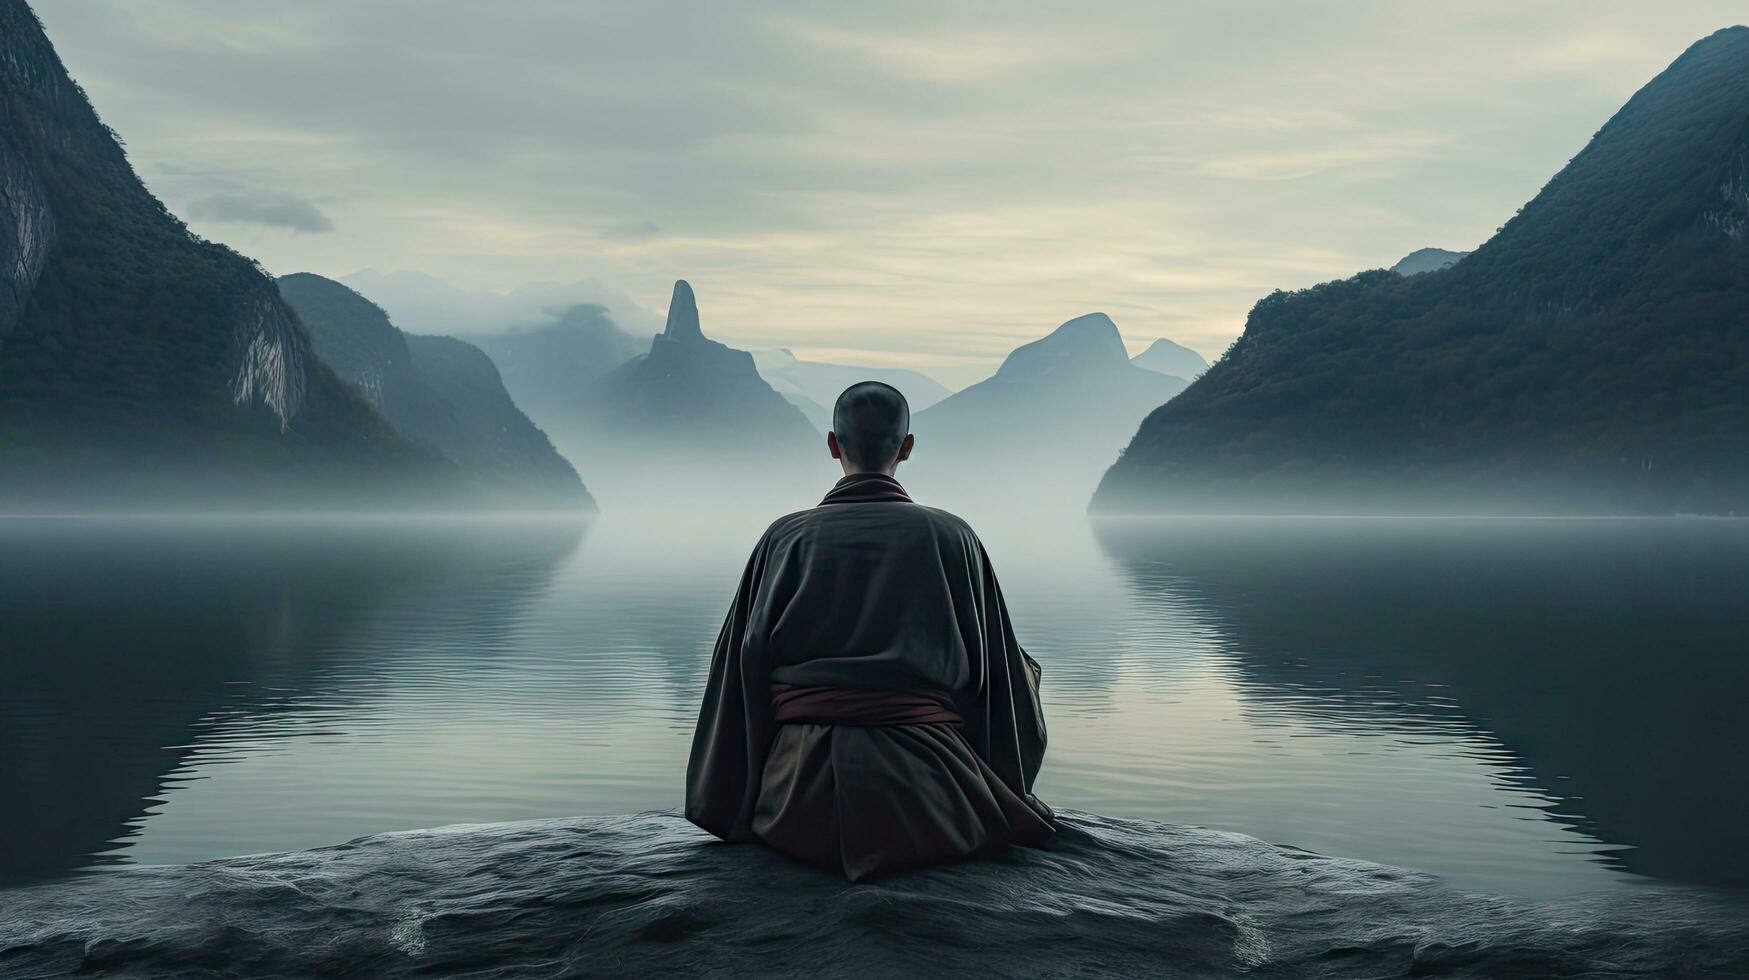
[{"xmin": 685, "ymin": 472, "xmax": 1055, "ymax": 881}]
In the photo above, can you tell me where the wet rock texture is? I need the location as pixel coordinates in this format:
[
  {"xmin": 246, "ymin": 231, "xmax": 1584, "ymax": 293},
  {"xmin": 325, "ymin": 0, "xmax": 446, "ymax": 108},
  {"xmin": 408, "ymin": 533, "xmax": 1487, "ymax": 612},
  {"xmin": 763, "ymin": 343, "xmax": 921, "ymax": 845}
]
[{"xmin": 2, "ymin": 810, "xmax": 1745, "ymax": 978}]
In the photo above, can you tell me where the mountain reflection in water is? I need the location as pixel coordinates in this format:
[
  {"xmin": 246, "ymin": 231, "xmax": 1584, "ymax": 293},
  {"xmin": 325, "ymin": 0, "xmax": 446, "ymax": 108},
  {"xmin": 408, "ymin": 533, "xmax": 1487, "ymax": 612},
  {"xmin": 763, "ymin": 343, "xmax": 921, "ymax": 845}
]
[
  {"xmin": 1, "ymin": 512, "xmax": 1743, "ymax": 903},
  {"xmin": 1084, "ymin": 516, "xmax": 1749, "ymax": 892}
]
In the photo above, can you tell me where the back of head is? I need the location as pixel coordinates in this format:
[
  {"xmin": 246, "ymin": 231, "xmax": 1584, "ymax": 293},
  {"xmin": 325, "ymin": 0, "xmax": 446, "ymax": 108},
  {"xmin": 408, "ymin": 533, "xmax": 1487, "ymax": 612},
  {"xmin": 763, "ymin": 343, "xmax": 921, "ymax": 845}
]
[{"xmin": 832, "ymin": 382, "xmax": 910, "ymax": 472}]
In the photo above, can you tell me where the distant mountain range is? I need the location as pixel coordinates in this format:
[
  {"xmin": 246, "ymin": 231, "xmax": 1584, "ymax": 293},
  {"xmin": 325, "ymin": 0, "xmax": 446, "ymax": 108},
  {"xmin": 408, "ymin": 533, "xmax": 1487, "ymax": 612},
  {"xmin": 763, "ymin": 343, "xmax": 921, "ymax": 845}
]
[
  {"xmin": 909, "ymin": 313, "xmax": 1188, "ymax": 506},
  {"xmin": 752, "ymin": 349, "xmax": 952, "ymax": 430},
  {"xmin": 460, "ymin": 305, "xmax": 648, "ymax": 425},
  {"xmin": 1391, "ymin": 247, "xmax": 1471, "ymax": 276},
  {"xmin": 1131, "ymin": 338, "xmax": 1209, "ymax": 381},
  {"xmin": 0, "ymin": 2, "xmax": 472, "ymax": 511},
  {"xmin": 521, "ymin": 281, "xmax": 823, "ymax": 506},
  {"xmin": 576, "ymin": 280, "xmax": 817, "ymax": 452},
  {"xmin": 1094, "ymin": 27, "xmax": 1749, "ymax": 515},
  {"xmin": 277, "ymin": 274, "xmax": 592, "ymax": 509}
]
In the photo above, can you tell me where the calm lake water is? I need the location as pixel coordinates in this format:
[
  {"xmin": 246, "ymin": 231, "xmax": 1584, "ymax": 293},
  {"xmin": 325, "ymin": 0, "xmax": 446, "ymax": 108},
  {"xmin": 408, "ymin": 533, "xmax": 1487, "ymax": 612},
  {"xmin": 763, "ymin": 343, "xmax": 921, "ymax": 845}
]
[{"xmin": 2, "ymin": 506, "xmax": 1745, "ymax": 901}]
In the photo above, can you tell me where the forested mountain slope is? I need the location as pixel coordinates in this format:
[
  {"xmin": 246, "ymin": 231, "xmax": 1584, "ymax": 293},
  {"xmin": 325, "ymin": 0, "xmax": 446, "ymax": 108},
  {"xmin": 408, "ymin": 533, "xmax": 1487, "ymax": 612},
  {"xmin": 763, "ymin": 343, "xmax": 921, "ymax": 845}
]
[
  {"xmin": 278, "ymin": 274, "xmax": 592, "ymax": 509},
  {"xmin": 1094, "ymin": 27, "xmax": 1749, "ymax": 515},
  {"xmin": 0, "ymin": 1, "xmax": 457, "ymax": 510}
]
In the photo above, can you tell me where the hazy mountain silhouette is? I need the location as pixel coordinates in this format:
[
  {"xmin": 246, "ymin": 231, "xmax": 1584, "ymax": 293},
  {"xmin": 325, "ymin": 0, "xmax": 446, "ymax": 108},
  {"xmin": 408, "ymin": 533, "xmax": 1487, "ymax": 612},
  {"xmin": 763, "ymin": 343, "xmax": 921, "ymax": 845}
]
[
  {"xmin": 0, "ymin": 2, "xmax": 474, "ymax": 511},
  {"xmin": 462, "ymin": 305, "xmax": 647, "ymax": 425},
  {"xmin": 0, "ymin": 518, "xmax": 583, "ymax": 884},
  {"xmin": 1130, "ymin": 338, "xmax": 1208, "ymax": 380},
  {"xmin": 1391, "ymin": 247, "xmax": 1472, "ymax": 276},
  {"xmin": 767, "ymin": 384, "xmax": 831, "ymax": 432},
  {"xmin": 752, "ymin": 348, "xmax": 952, "ymax": 430},
  {"xmin": 1093, "ymin": 517, "xmax": 1749, "ymax": 888},
  {"xmin": 538, "ymin": 281, "xmax": 820, "ymax": 505},
  {"xmin": 909, "ymin": 312, "xmax": 1186, "ymax": 506},
  {"xmin": 1095, "ymin": 27, "xmax": 1749, "ymax": 515},
  {"xmin": 278, "ymin": 274, "xmax": 592, "ymax": 509}
]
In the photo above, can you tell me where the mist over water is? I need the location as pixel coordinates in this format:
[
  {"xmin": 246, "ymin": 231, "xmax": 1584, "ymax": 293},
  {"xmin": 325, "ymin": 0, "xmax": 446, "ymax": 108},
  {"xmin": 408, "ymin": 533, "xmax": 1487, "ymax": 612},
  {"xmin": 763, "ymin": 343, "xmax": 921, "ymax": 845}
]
[{"xmin": 4, "ymin": 487, "xmax": 1745, "ymax": 902}]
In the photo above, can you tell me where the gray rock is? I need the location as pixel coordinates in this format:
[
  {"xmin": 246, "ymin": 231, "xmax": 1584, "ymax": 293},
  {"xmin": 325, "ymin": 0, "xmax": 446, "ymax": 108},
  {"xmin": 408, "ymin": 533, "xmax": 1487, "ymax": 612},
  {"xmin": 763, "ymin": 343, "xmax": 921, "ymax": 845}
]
[
  {"xmin": 663, "ymin": 279, "xmax": 703, "ymax": 341},
  {"xmin": 4, "ymin": 810, "xmax": 1741, "ymax": 978},
  {"xmin": 0, "ymin": 138, "xmax": 53, "ymax": 343}
]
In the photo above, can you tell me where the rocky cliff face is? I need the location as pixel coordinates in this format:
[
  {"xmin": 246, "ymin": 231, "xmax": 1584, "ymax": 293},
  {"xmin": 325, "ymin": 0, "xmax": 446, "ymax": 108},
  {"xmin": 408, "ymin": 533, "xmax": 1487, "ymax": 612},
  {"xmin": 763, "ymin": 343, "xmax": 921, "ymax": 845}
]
[
  {"xmin": 1, "ymin": 810, "xmax": 1743, "ymax": 978},
  {"xmin": 0, "ymin": 139, "xmax": 52, "ymax": 342},
  {"xmin": 1703, "ymin": 137, "xmax": 1749, "ymax": 240},
  {"xmin": 0, "ymin": 5, "xmax": 68, "ymax": 344},
  {"xmin": 227, "ymin": 290, "xmax": 309, "ymax": 428},
  {"xmin": 0, "ymin": 2, "xmax": 311, "ymax": 427},
  {"xmin": 0, "ymin": 0, "xmax": 455, "ymax": 508}
]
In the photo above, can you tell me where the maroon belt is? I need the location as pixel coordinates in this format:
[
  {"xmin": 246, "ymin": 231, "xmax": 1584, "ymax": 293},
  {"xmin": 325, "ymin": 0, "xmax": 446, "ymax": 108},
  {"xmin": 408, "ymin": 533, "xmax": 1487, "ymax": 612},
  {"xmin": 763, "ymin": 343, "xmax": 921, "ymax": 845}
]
[{"xmin": 771, "ymin": 684, "xmax": 963, "ymax": 726}]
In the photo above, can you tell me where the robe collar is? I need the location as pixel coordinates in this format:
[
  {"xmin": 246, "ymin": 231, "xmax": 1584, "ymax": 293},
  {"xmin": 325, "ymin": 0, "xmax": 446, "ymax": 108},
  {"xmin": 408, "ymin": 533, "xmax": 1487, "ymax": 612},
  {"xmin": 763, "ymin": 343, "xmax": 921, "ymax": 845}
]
[{"xmin": 820, "ymin": 472, "xmax": 913, "ymax": 505}]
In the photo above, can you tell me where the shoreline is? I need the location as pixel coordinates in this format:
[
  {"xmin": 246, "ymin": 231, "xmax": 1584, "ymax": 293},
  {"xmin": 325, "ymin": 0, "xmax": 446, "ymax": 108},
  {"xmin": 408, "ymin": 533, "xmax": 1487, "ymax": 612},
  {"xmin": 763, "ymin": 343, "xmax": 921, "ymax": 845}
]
[{"xmin": 3, "ymin": 810, "xmax": 1744, "ymax": 978}]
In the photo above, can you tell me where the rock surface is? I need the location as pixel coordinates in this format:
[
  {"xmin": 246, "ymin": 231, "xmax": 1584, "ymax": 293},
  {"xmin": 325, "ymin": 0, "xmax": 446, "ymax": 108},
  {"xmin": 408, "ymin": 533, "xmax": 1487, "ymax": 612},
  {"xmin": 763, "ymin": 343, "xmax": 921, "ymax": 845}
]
[
  {"xmin": 6, "ymin": 810, "xmax": 1740, "ymax": 978},
  {"xmin": 661, "ymin": 278, "xmax": 705, "ymax": 341}
]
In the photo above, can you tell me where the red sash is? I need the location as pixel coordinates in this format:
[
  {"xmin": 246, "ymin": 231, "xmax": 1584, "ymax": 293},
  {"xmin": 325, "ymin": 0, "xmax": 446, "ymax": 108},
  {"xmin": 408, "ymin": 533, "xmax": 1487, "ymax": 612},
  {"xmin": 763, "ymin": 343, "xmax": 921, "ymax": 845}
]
[{"xmin": 771, "ymin": 684, "xmax": 962, "ymax": 726}]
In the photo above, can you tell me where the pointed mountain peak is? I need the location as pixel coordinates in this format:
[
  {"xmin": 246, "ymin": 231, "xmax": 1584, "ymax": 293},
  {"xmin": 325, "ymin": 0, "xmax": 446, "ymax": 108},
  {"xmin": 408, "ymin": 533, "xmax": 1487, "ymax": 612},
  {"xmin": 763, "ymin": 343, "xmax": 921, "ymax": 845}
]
[
  {"xmin": 996, "ymin": 312, "xmax": 1129, "ymax": 379},
  {"xmin": 662, "ymin": 279, "xmax": 703, "ymax": 341}
]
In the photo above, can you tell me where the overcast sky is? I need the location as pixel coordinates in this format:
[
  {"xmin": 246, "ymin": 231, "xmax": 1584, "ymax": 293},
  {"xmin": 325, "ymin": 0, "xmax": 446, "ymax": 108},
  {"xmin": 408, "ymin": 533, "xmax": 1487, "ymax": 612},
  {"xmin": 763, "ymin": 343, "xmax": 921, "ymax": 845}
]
[{"xmin": 36, "ymin": 1, "xmax": 1748, "ymax": 386}]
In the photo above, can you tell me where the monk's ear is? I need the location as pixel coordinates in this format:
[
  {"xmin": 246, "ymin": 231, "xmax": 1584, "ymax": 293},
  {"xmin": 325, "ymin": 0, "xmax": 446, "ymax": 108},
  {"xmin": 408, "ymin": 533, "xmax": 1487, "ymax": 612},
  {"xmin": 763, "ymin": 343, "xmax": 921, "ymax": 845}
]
[
  {"xmin": 896, "ymin": 433, "xmax": 914, "ymax": 462},
  {"xmin": 826, "ymin": 431, "xmax": 842, "ymax": 460}
]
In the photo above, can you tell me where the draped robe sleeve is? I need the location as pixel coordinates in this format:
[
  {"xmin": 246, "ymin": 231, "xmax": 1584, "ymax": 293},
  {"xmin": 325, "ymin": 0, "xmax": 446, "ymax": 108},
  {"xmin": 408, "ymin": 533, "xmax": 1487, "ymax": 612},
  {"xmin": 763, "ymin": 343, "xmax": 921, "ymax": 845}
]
[
  {"xmin": 684, "ymin": 532, "xmax": 776, "ymax": 842},
  {"xmin": 958, "ymin": 541, "xmax": 1050, "ymax": 806},
  {"xmin": 685, "ymin": 512, "xmax": 1050, "ymax": 843}
]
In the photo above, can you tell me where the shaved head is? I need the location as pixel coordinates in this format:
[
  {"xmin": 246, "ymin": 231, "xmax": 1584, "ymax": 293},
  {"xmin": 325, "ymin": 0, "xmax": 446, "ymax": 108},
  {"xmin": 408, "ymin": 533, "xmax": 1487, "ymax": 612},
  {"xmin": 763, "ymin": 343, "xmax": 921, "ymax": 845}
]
[{"xmin": 832, "ymin": 382, "xmax": 910, "ymax": 472}]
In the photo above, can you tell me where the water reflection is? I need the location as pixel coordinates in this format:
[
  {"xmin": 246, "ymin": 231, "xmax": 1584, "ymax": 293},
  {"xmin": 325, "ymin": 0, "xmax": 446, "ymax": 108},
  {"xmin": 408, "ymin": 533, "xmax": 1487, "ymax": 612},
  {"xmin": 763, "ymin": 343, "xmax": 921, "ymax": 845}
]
[
  {"xmin": 0, "ymin": 517, "xmax": 583, "ymax": 883},
  {"xmin": 1089, "ymin": 517, "xmax": 1749, "ymax": 891},
  {"xmin": 2, "ymin": 511, "xmax": 1743, "ymax": 902}
]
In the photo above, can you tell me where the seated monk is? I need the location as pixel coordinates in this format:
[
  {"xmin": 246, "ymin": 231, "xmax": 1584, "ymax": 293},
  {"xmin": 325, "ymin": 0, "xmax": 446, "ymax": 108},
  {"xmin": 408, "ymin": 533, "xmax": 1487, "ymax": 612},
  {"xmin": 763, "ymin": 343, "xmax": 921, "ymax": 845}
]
[{"xmin": 685, "ymin": 381, "xmax": 1055, "ymax": 881}]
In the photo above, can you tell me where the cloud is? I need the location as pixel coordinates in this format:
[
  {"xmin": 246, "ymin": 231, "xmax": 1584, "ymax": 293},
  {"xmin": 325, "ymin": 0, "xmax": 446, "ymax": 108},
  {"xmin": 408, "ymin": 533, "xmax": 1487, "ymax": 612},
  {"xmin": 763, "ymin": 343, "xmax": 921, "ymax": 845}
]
[
  {"xmin": 185, "ymin": 190, "xmax": 334, "ymax": 233},
  {"xmin": 787, "ymin": 23, "xmax": 1127, "ymax": 85},
  {"xmin": 35, "ymin": 0, "xmax": 1749, "ymax": 384},
  {"xmin": 1190, "ymin": 132, "xmax": 1451, "ymax": 182}
]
